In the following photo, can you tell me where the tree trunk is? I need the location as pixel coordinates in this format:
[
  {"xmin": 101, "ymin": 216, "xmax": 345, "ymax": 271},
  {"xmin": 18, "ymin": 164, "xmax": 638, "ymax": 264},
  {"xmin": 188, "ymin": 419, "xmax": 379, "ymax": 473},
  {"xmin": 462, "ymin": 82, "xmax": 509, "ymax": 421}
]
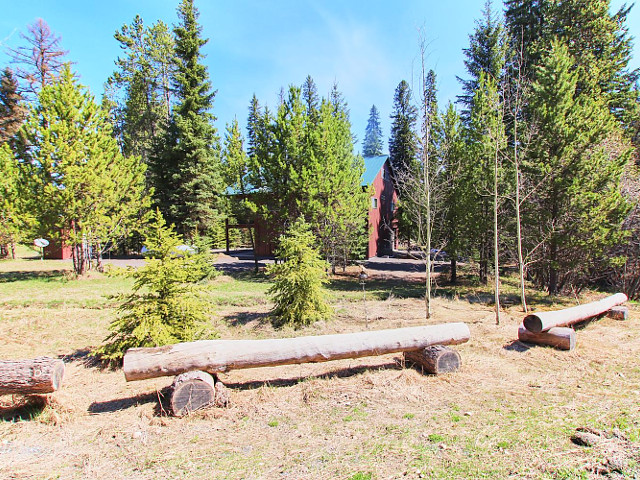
[
  {"xmin": 450, "ymin": 255, "xmax": 457, "ymax": 285},
  {"xmin": 517, "ymin": 325, "xmax": 576, "ymax": 351},
  {"xmin": 404, "ymin": 345, "xmax": 461, "ymax": 374},
  {"xmin": 0, "ymin": 357, "xmax": 65, "ymax": 395},
  {"xmin": 606, "ymin": 306, "xmax": 628, "ymax": 320},
  {"xmin": 523, "ymin": 293, "xmax": 628, "ymax": 333},
  {"xmin": 124, "ymin": 323, "xmax": 471, "ymax": 382}
]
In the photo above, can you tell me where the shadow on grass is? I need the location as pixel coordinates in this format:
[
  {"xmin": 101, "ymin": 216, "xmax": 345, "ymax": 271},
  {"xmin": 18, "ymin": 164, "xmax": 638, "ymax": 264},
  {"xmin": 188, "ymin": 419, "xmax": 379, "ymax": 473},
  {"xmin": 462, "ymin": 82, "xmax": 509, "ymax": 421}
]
[
  {"xmin": 224, "ymin": 361, "xmax": 403, "ymax": 391},
  {"xmin": 222, "ymin": 311, "xmax": 270, "ymax": 327},
  {"xmin": 503, "ymin": 340, "xmax": 533, "ymax": 353},
  {"xmin": 63, "ymin": 348, "xmax": 105, "ymax": 369},
  {"xmin": 0, "ymin": 395, "xmax": 47, "ymax": 422},
  {"xmin": 88, "ymin": 387, "xmax": 171, "ymax": 416},
  {"xmin": 0, "ymin": 269, "xmax": 67, "ymax": 283}
]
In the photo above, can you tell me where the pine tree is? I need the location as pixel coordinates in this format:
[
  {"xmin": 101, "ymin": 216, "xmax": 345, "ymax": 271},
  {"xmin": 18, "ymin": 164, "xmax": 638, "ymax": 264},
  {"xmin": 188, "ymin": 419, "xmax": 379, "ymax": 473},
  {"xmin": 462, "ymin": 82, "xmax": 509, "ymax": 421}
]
[
  {"xmin": 0, "ymin": 68, "xmax": 28, "ymax": 145},
  {"xmin": 362, "ymin": 104, "xmax": 384, "ymax": 157},
  {"xmin": 94, "ymin": 209, "xmax": 215, "ymax": 365},
  {"xmin": 457, "ymin": 0, "xmax": 508, "ymax": 120},
  {"xmin": 7, "ymin": 19, "xmax": 68, "ymax": 101},
  {"xmin": 526, "ymin": 40, "xmax": 631, "ymax": 294},
  {"xmin": 18, "ymin": 64, "xmax": 150, "ymax": 275},
  {"xmin": 165, "ymin": 0, "xmax": 223, "ymax": 238},
  {"xmin": 105, "ymin": 16, "xmax": 175, "ymax": 169},
  {"xmin": 0, "ymin": 144, "xmax": 34, "ymax": 258},
  {"xmin": 437, "ymin": 103, "xmax": 466, "ymax": 284},
  {"xmin": 388, "ymin": 80, "xmax": 417, "ymax": 180},
  {"xmin": 267, "ymin": 217, "xmax": 331, "ymax": 328},
  {"xmin": 466, "ymin": 72, "xmax": 508, "ymax": 287}
]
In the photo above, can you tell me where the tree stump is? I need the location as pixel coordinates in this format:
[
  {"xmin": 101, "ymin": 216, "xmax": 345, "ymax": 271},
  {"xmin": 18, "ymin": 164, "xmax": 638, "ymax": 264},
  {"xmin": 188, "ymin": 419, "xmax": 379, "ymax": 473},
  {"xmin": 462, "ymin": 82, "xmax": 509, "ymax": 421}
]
[
  {"xmin": 404, "ymin": 345, "xmax": 461, "ymax": 374},
  {"xmin": 170, "ymin": 371, "xmax": 217, "ymax": 417},
  {"xmin": 0, "ymin": 357, "xmax": 65, "ymax": 395},
  {"xmin": 607, "ymin": 306, "xmax": 628, "ymax": 320},
  {"xmin": 517, "ymin": 325, "xmax": 576, "ymax": 351}
]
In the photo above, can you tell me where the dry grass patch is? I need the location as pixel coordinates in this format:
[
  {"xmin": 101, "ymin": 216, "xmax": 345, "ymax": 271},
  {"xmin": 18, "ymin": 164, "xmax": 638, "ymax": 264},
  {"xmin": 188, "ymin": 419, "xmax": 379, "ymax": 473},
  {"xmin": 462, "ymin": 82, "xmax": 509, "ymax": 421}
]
[{"xmin": 1, "ymin": 256, "xmax": 639, "ymax": 479}]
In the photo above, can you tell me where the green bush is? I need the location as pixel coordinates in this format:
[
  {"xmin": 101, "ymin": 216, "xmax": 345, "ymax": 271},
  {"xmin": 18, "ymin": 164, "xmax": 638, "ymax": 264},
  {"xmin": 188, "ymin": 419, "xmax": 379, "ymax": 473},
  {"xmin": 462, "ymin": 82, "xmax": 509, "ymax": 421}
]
[
  {"xmin": 267, "ymin": 217, "xmax": 331, "ymax": 328},
  {"xmin": 94, "ymin": 210, "xmax": 216, "ymax": 365}
]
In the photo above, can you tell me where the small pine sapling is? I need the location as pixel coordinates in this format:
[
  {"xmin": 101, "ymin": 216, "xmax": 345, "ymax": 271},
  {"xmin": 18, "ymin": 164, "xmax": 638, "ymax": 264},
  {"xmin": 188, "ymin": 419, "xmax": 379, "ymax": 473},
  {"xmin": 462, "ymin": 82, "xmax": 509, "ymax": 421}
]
[
  {"xmin": 267, "ymin": 217, "xmax": 331, "ymax": 328},
  {"xmin": 94, "ymin": 210, "xmax": 217, "ymax": 365}
]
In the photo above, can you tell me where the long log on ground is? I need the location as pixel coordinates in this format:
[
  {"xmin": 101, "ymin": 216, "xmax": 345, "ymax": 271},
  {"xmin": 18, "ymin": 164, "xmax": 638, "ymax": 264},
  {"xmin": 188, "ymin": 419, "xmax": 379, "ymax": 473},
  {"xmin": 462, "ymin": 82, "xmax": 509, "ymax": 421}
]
[
  {"xmin": 517, "ymin": 325, "xmax": 576, "ymax": 351},
  {"xmin": 404, "ymin": 345, "xmax": 461, "ymax": 374},
  {"xmin": 522, "ymin": 293, "xmax": 628, "ymax": 333},
  {"xmin": 123, "ymin": 323, "xmax": 471, "ymax": 382},
  {"xmin": 0, "ymin": 357, "xmax": 65, "ymax": 395}
]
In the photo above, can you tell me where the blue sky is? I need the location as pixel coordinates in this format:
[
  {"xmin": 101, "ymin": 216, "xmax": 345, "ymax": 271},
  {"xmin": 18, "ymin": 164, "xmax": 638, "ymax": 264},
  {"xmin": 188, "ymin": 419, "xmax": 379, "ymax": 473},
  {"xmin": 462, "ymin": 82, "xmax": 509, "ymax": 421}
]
[{"xmin": 1, "ymin": 1, "xmax": 638, "ymax": 154}]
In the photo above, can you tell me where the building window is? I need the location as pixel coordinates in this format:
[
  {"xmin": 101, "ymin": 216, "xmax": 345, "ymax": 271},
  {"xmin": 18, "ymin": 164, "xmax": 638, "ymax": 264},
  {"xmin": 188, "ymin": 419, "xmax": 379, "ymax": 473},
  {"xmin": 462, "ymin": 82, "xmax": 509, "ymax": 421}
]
[{"xmin": 371, "ymin": 197, "xmax": 378, "ymax": 209}]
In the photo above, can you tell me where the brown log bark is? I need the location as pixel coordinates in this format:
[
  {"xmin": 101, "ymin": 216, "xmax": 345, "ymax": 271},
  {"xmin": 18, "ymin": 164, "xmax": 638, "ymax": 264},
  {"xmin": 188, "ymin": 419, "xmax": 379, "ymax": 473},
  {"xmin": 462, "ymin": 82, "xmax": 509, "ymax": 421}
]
[
  {"xmin": 517, "ymin": 325, "xmax": 576, "ymax": 351},
  {"xmin": 0, "ymin": 357, "xmax": 65, "ymax": 395},
  {"xmin": 606, "ymin": 306, "xmax": 628, "ymax": 321},
  {"xmin": 404, "ymin": 345, "xmax": 461, "ymax": 374},
  {"xmin": 124, "ymin": 323, "xmax": 471, "ymax": 382},
  {"xmin": 522, "ymin": 293, "xmax": 627, "ymax": 333},
  {"xmin": 170, "ymin": 371, "xmax": 216, "ymax": 417}
]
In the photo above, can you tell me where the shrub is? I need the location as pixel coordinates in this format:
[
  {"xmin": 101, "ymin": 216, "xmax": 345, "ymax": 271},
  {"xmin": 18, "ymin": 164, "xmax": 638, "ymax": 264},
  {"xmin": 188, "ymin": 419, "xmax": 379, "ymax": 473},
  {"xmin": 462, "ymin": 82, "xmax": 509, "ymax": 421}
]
[
  {"xmin": 267, "ymin": 217, "xmax": 331, "ymax": 328},
  {"xmin": 94, "ymin": 210, "xmax": 216, "ymax": 365}
]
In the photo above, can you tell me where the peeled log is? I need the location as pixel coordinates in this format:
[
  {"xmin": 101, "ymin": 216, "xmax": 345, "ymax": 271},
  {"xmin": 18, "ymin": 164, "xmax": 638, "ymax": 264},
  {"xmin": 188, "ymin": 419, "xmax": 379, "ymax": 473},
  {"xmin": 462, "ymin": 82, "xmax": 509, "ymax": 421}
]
[
  {"xmin": 518, "ymin": 325, "xmax": 576, "ymax": 351},
  {"xmin": 124, "ymin": 323, "xmax": 471, "ymax": 382},
  {"xmin": 0, "ymin": 357, "xmax": 65, "ymax": 395},
  {"xmin": 523, "ymin": 293, "xmax": 627, "ymax": 333},
  {"xmin": 404, "ymin": 345, "xmax": 461, "ymax": 374}
]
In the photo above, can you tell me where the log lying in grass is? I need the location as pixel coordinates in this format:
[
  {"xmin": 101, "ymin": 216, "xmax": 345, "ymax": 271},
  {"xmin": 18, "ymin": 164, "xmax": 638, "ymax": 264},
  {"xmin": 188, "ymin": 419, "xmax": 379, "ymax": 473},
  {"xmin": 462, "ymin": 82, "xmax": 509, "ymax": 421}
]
[
  {"xmin": 607, "ymin": 306, "xmax": 629, "ymax": 321},
  {"xmin": 522, "ymin": 293, "xmax": 628, "ymax": 333},
  {"xmin": 124, "ymin": 323, "xmax": 471, "ymax": 382},
  {"xmin": 404, "ymin": 345, "xmax": 461, "ymax": 374},
  {"xmin": 171, "ymin": 371, "xmax": 216, "ymax": 417},
  {"xmin": 0, "ymin": 357, "xmax": 65, "ymax": 395},
  {"xmin": 517, "ymin": 324, "xmax": 576, "ymax": 351}
]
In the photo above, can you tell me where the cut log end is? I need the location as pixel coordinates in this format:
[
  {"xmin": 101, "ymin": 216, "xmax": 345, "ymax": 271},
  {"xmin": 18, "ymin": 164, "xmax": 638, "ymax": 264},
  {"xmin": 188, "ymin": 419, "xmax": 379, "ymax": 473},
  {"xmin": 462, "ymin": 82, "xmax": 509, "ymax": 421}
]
[
  {"xmin": 607, "ymin": 306, "xmax": 628, "ymax": 321},
  {"xmin": 170, "ymin": 371, "xmax": 216, "ymax": 417},
  {"xmin": 518, "ymin": 325, "xmax": 576, "ymax": 351},
  {"xmin": 404, "ymin": 345, "xmax": 461, "ymax": 375},
  {"xmin": 522, "ymin": 314, "xmax": 543, "ymax": 333},
  {"xmin": 0, "ymin": 357, "xmax": 65, "ymax": 395}
]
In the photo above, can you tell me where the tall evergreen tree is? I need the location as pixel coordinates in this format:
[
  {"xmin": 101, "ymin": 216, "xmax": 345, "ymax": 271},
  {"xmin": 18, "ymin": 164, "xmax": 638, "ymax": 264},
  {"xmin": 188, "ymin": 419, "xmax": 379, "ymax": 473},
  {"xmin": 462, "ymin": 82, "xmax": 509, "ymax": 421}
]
[
  {"xmin": 0, "ymin": 68, "xmax": 28, "ymax": 145},
  {"xmin": 105, "ymin": 16, "xmax": 175, "ymax": 168},
  {"xmin": 526, "ymin": 40, "xmax": 630, "ymax": 294},
  {"xmin": 457, "ymin": 0, "xmax": 508, "ymax": 120},
  {"xmin": 362, "ymin": 104, "xmax": 384, "ymax": 157},
  {"xmin": 0, "ymin": 144, "xmax": 33, "ymax": 258},
  {"xmin": 18, "ymin": 65, "xmax": 149, "ymax": 275},
  {"xmin": 165, "ymin": 0, "xmax": 223, "ymax": 237},
  {"xmin": 388, "ymin": 80, "xmax": 417, "ymax": 180}
]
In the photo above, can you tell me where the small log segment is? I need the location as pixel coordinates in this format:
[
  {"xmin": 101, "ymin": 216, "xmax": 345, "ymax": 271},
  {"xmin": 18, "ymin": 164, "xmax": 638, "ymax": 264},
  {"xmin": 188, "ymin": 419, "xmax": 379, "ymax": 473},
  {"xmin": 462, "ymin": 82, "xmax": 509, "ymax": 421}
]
[
  {"xmin": 0, "ymin": 357, "xmax": 65, "ymax": 395},
  {"xmin": 170, "ymin": 371, "xmax": 216, "ymax": 417},
  {"xmin": 404, "ymin": 345, "xmax": 461, "ymax": 374},
  {"xmin": 523, "ymin": 293, "xmax": 627, "ymax": 333},
  {"xmin": 607, "ymin": 306, "xmax": 628, "ymax": 321},
  {"xmin": 124, "ymin": 323, "xmax": 471, "ymax": 382},
  {"xmin": 517, "ymin": 324, "xmax": 576, "ymax": 351}
]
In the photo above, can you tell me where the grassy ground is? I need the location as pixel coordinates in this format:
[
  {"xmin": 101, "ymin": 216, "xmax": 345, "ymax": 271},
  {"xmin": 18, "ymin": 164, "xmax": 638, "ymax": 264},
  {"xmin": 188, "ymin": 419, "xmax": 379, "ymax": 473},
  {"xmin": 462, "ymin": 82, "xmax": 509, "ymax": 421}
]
[{"xmin": 1, "ymin": 251, "xmax": 639, "ymax": 479}]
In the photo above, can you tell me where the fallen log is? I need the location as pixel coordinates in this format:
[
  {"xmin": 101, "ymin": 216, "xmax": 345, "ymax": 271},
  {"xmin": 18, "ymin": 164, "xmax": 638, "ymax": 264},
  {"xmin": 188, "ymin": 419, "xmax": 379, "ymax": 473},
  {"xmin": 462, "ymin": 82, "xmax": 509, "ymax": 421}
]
[
  {"xmin": 124, "ymin": 323, "xmax": 471, "ymax": 382},
  {"xmin": 0, "ymin": 357, "xmax": 65, "ymax": 395},
  {"xmin": 170, "ymin": 371, "xmax": 216, "ymax": 417},
  {"xmin": 522, "ymin": 293, "xmax": 627, "ymax": 333},
  {"xmin": 404, "ymin": 345, "xmax": 461, "ymax": 374},
  {"xmin": 607, "ymin": 306, "xmax": 628, "ymax": 321},
  {"xmin": 517, "ymin": 324, "xmax": 576, "ymax": 351}
]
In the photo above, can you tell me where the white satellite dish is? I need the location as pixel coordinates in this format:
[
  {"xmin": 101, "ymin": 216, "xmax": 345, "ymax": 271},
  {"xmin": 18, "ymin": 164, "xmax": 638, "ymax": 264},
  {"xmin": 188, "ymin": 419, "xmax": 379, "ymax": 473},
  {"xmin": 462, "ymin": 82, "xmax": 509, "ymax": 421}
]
[{"xmin": 34, "ymin": 238, "xmax": 49, "ymax": 248}]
